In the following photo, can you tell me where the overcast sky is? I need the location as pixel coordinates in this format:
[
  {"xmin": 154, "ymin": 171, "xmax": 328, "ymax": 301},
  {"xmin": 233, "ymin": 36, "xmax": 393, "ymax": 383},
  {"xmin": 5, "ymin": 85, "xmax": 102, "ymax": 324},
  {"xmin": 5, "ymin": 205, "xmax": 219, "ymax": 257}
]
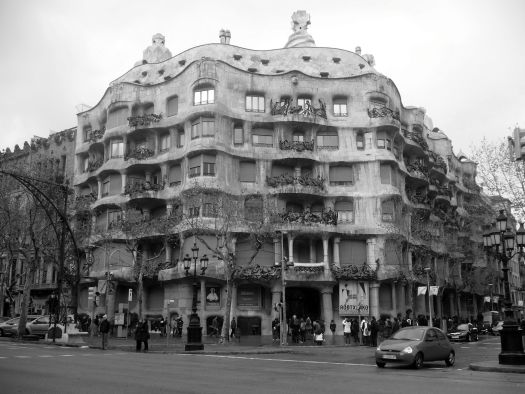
[{"xmin": 1, "ymin": 0, "xmax": 524, "ymax": 156}]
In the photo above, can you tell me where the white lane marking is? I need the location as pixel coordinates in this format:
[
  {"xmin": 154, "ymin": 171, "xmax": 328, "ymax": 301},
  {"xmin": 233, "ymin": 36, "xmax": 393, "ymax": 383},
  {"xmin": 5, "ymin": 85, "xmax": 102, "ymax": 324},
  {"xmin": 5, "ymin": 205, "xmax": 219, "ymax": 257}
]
[
  {"xmin": 0, "ymin": 356, "xmax": 6, "ymax": 359},
  {"xmin": 181, "ymin": 353, "xmax": 376, "ymax": 368},
  {"xmin": 15, "ymin": 356, "xmax": 30, "ymax": 358},
  {"xmin": 59, "ymin": 354, "xmax": 73, "ymax": 357},
  {"xmin": 38, "ymin": 355, "xmax": 54, "ymax": 358}
]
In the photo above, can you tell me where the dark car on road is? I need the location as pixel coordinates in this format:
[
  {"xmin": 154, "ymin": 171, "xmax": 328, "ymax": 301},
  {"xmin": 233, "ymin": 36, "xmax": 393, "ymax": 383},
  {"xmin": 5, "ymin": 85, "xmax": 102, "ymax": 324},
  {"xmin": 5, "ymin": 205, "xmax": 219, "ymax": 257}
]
[
  {"xmin": 447, "ymin": 323, "xmax": 478, "ymax": 342},
  {"xmin": 375, "ymin": 326, "xmax": 455, "ymax": 369}
]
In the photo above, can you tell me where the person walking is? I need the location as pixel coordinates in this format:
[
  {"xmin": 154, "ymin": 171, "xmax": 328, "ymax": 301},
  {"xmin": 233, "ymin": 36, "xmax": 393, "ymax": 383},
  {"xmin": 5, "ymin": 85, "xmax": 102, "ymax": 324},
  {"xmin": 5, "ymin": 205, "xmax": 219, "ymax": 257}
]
[
  {"xmin": 370, "ymin": 316, "xmax": 378, "ymax": 347},
  {"xmin": 230, "ymin": 317, "xmax": 237, "ymax": 341},
  {"xmin": 135, "ymin": 319, "xmax": 150, "ymax": 352},
  {"xmin": 342, "ymin": 317, "xmax": 352, "ymax": 345},
  {"xmin": 99, "ymin": 315, "xmax": 110, "ymax": 350},
  {"xmin": 351, "ymin": 319, "xmax": 360, "ymax": 344}
]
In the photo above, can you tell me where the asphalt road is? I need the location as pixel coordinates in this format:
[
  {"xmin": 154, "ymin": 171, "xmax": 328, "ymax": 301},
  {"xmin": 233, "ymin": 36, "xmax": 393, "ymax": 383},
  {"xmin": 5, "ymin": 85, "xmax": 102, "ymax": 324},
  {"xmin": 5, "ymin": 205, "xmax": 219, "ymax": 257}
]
[{"xmin": 0, "ymin": 337, "xmax": 523, "ymax": 394}]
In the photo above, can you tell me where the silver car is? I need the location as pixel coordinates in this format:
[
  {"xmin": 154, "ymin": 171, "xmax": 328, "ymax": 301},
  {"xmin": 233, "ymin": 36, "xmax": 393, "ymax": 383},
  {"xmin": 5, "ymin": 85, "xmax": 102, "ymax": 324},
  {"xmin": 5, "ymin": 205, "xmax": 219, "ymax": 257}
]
[
  {"xmin": 375, "ymin": 326, "xmax": 455, "ymax": 369},
  {"xmin": 3, "ymin": 315, "xmax": 41, "ymax": 337},
  {"xmin": 0, "ymin": 317, "xmax": 20, "ymax": 337}
]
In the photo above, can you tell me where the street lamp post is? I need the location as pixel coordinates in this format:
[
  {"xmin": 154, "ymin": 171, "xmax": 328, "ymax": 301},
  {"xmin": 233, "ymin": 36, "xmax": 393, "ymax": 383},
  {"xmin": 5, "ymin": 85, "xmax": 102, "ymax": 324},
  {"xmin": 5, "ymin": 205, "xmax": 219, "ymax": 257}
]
[
  {"xmin": 183, "ymin": 242, "xmax": 208, "ymax": 351},
  {"xmin": 424, "ymin": 267, "xmax": 433, "ymax": 327},
  {"xmin": 483, "ymin": 211, "xmax": 525, "ymax": 365}
]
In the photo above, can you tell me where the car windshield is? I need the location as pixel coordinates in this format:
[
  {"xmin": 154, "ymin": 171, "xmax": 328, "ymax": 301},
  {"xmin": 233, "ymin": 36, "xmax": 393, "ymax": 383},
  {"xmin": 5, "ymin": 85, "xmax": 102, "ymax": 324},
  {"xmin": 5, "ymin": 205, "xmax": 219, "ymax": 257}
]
[
  {"xmin": 391, "ymin": 327, "xmax": 425, "ymax": 341},
  {"xmin": 457, "ymin": 324, "xmax": 469, "ymax": 331}
]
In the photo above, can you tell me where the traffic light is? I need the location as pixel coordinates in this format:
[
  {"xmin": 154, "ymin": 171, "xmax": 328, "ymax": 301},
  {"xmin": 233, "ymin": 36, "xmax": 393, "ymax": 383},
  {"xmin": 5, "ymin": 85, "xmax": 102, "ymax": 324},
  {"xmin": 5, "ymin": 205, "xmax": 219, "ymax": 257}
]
[{"xmin": 511, "ymin": 127, "xmax": 525, "ymax": 161}]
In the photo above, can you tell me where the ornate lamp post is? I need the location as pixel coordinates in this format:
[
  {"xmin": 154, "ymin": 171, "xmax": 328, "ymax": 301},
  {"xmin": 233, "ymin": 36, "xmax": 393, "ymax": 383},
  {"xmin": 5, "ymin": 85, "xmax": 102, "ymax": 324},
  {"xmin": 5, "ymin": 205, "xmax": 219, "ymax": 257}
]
[
  {"xmin": 483, "ymin": 211, "xmax": 525, "ymax": 365},
  {"xmin": 183, "ymin": 242, "xmax": 208, "ymax": 351}
]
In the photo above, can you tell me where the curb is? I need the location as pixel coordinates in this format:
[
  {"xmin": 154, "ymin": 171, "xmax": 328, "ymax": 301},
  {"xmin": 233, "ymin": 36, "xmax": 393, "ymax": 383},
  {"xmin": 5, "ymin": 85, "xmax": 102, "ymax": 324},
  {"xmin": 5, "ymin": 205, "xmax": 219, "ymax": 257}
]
[{"xmin": 469, "ymin": 362, "xmax": 525, "ymax": 374}]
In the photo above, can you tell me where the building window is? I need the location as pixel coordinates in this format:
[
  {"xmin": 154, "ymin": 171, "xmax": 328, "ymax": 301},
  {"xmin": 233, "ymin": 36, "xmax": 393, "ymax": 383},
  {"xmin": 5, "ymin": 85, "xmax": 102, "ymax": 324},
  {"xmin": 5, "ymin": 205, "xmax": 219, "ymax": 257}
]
[
  {"xmin": 202, "ymin": 202, "xmax": 217, "ymax": 217},
  {"xmin": 169, "ymin": 164, "xmax": 182, "ymax": 186},
  {"xmin": 83, "ymin": 126, "xmax": 92, "ymax": 142},
  {"xmin": 102, "ymin": 179, "xmax": 110, "ymax": 196},
  {"xmin": 240, "ymin": 161, "xmax": 256, "ymax": 183},
  {"xmin": 107, "ymin": 210, "xmax": 122, "ymax": 229},
  {"xmin": 194, "ymin": 87, "xmax": 215, "ymax": 105},
  {"xmin": 370, "ymin": 97, "xmax": 388, "ymax": 109},
  {"xmin": 203, "ymin": 162, "xmax": 215, "ymax": 176},
  {"xmin": 107, "ymin": 107, "xmax": 128, "ymax": 129},
  {"xmin": 177, "ymin": 130, "xmax": 185, "ymax": 148},
  {"xmin": 245, "ymin": 196, "xmax": 263, "ymax": 221},
  {"xmin": 252, "ymin": 129, "xmax": 273, "ymax": 147},
  {"xmin": 329, "ymin": 166, "xmax": 354, "ymax": 186},
  {"xmin": 356, "ymin": 132, "xmax": 365, "ymax": 150},
  {"xmin": 377, "ymin": 131, "xmax": 391, "ymax": 150},
  {"xmin": 382, "ymin": 200, "xmax": 394, "ymax": 222},
  {"xmin": 191, "ymin": 118, "xmax": 215, "ymax": 139},
  {"xmin": 110, "ymin": 140, "xmax": 124, "ymax": 158},
  {"xmin": 335, "ymin": 200, "xmax": 354, "ymax": 222},
  {"xmin": 189, "ymin": 154, "xmax": 216, "ymax": 177},
  {"xmin": 292, "ymin": 132, "xmax": 304, "ymax": 142},
  {"xmin": 189, "ymin": 206, "xmax": 200, "ymax": 218},
  {"xmin": 234, "ymin": 126, "xmax": 244, "ymax": 145},
  {"xmin": 317, "ymin": 130, "xmax": 339, "ymax": 149},
  {"xmin": 166, "ymin": 96, "xmax": 178, "ymax": 116},
  {"xmin": 246, "ymin": 95, "xmax": 265, "ymax": 112},
  {"xmin": 333, "ymin": 97, "xmax": 348, "ymax": 117},
  {"xmin": 297, "ymin": 97, "xmax": 312, "ymax": 109},
  {"xmin": 380, "ymin": 164, "xmax": 392, "ymax": 184},
  {"xmin": 160, "ymin": 134, "xmax": 170, "ymax": 152}
]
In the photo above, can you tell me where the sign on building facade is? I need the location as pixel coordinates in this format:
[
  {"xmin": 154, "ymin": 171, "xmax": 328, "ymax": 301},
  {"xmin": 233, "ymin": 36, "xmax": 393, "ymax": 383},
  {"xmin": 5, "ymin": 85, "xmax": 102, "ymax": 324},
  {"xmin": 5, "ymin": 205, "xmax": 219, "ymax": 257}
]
[{"xmin": 338, "ymin": 281, "xmax": 369, "ymax": 315}]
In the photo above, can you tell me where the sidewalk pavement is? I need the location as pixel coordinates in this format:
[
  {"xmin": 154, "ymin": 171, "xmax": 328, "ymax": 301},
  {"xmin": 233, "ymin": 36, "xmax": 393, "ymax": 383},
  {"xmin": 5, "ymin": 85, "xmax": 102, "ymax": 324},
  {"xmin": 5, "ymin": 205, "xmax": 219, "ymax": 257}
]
[{"xmin": 469, "ymin": 361, "xmax": 525, "ymax": 374}]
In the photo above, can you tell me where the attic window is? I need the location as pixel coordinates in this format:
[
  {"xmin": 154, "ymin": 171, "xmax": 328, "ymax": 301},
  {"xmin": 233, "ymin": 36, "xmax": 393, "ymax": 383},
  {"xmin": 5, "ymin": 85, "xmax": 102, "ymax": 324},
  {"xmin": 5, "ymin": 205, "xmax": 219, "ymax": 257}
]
[
  {"xmin": 234, "ymin": 54, "xmax": 242, "ymax": 60},
  {"xmin": 320, "ymin": 72, "xmax": 329, "ymax": 78},
  {"xmin": 248, "ymin": 68, "xmax": 257, "ymax": 73},
  {"xmin": 164, "ymin": 75, "xmax": 172, "ymax": 81},
  {"xmin": 178, "ymin": 60, "xmax": 186, "ymax": 66},
  {"xmin": 275, "ymin": 70, "xmax": 284, "ymax": 73},
  {"xmin": 332, "ymin": 57, "xmax": 341, "ymax": 64},
  {"xmin": 134, "ymin": 80, "xmax": 141, "ymax": 84},
  {"xmin": 158, "ymin": 69, "xmax": 165, "ymax": 75},
  {"xmin": 261, "ymin": 59, "xmax": 269, "ymax": 65},
  {"xmin": 141, "ymin": 71, "xmax": 148, "ymax": 77},
  {"xmin": 302, "ymin": 56, "xmax": 311, "ymax": 62}
]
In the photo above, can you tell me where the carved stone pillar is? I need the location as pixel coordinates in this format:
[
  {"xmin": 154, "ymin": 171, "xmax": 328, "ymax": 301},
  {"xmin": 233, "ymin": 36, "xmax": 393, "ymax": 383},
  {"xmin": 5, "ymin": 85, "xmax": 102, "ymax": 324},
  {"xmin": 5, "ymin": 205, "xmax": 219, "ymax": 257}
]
[
  {"xmin": 288, "ymin": 234, "xmax": 294, "ymax": 263},
  {"xmin": 370, "ymin": 282, "xmax": 380, "ymax": 318},
  {"xmin": 165, "ymin": 244, "xmax": 172, "ymax": 263},
  {"xmin": 229, "ymin": 283, "xmax": 238, "ymax": 321},
  {"xmin": 271, "ymin": 283, "xmax": 282, "ymax": 320},
  {"xmin": 367, "ymin": 238, "xmax": 377, "ymax": 270},
  {"xmin": 391, "ymin": 282, "xmax": 397, "ymax": 315},
  {"xmin": 320, "ymin": 286, "xmax": 333, "ymax": 333},
  {"xmin": 333, "ymin": 237, "xmax": 340, "ymax": 267},
  {"xmin": 273, "ymin": 237, "xmax": 281, "ymax": 266},
  {"xmin": 121, "ymin": 173, "xmax": 127, "ymax": 194},
  {"xmin": 97, "ymin": 178, "xmax": 102, "ymax": 200},
  {"xmin": 397, "ymin": 283, "xmax": 406, "ymax": 316},
  {"xmin": 309, "ymin": 240, "xmax": 316, "ymax": 264},
  {"xmin": 322, "ymin": 235, "xmax": 329, "ymax": 270},
  {"xmin": 145, "ymin": 171, "xmax": 152, "ymax": 183},
  {"xmin": 167, "ymin": 204, "xmax": 173, "ymax": 216}
]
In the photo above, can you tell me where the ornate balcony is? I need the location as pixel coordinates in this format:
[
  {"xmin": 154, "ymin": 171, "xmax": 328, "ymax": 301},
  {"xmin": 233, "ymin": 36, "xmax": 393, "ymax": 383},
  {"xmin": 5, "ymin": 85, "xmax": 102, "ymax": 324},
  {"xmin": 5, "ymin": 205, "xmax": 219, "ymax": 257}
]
[
  {"xmin": 266, "ymin": 173, "xmax": 325, "ymax": 190},
  {"xmin": 125, "ymin": 146, "xmax": 155, "ymax": 161},
  {"xmin": 402, "ymin": 129, "xmax": 429, "ymax": 151},
  {"xmin": 87, "ymin": 158, "xmax": 103, "ymax": 172},
  {"xmin": 279, "ymin": 208, "xmax": 337, "ymax": 226},
  {"xmin": 367, "ymin": 106, "xmax": 400, "ymax": 122},
  {"xmin": 86, "ymin": 127, "xmax": 105, "ymax": 143},
  {"xmin": 278, "ymin": 139, "xmax": 314, "ymax": 152},
  {"xmin": 123, "ymin": 180, "xmax": 165, "ymax": 195},
  {"xmin": 270, "ymin": 98, "xmax": 327, "ymax": 120},
  {"xmin": 127, "ymin": 113, "xmax": 162, "ymax": 128}
]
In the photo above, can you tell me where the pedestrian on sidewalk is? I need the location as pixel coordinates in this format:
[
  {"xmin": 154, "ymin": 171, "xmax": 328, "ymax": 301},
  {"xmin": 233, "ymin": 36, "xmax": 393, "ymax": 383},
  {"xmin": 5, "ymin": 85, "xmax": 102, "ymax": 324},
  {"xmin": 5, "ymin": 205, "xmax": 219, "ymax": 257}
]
[
  {"xmin": 135, "ymin": 319, "xmax": 150, "ymax": 352},
  {"xmin": 230, "ymin": 317, "xmax": 237, "ymax": 341},
  {"xmin": 370, "ymin": 316, "xmax": 378, "ymax": 347},
  {"xmin": 342, "ymin": 317, "xmax": 352, "ymax": 345},
  {"xmin": 272, "ymin": 317, "xmax": 280, "ymax": 343},
  {"xmin": 99, "ymin": 315, "xmax": 110, "ymax": 350}
]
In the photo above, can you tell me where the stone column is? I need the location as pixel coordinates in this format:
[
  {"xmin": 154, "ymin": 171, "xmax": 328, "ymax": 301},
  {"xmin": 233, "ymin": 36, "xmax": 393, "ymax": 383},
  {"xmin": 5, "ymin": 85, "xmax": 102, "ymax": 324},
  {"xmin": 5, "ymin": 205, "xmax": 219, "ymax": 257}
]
[
  {"xmin": 288, "ymin": 234, "xmax": 294, "ymax": 263},
  {"xmin": 367, "ymin": 238, "xmax": 377, "ymax": 270},
  {"xmin": 333, "ymin": 237, "xmax": 340, "ymax": 267},
  {"xmin": 121, "ymin": 173, "xmax": 127, "ymax": 194},
  {"xmin": 273, "ymin": 237, "xmax": 281, "ymax": 266},
  {"xmin": 322, "ymin": 235, "xmax": 329, "ymax": 270},
  {"xmin": 145, "ymin": 171, "xmax": 152, "ymax": 183},
  {"xmin": 271, "ymin": 284, "xmax": 282, "ymax": 319},
  {"xmin": 167, "ymin": 203, "xmax": 173, "ymax": 216},
  {"xmin": 309, "ymin": 240, "xmax": 316, "ymax": 264},
  {"xmin": 165, "ymin": 244, "xmax": 172, "ymax": 263},
  {"xmin": 408, "ymin": 249, "xmax": 413, "ymax": 271},
  {"xmin": 391, "ymin": 282, "xmax": 397, "ymax": 315},
  {"xmin": 160, "ymin": 163, "xmax": 168, "ymax": 184},
  {"xmin": 320, "ymin": 286, "xmax": 333, "ymax": 333},
  {"xmin": 97, "ymin": 178, "xmax": 102, "ymax": 200},
  {"xmin": 397, "ymin": 283, "xmax": 406, "ymax": 317},
  {"xmin": 370, "ymin": 282, "xmax": 380, "ymax": 318},
  {"xmin": 229, "ymin": 283, "xmax": 238, "ymax": 321}
]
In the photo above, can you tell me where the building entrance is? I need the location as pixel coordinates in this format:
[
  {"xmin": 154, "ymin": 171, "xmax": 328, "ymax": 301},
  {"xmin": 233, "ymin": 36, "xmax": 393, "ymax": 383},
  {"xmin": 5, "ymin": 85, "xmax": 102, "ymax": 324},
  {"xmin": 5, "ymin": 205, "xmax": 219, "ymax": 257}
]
[{"xmin": 286, "ymin": 287, "xmax": 320, "ymax": 321}]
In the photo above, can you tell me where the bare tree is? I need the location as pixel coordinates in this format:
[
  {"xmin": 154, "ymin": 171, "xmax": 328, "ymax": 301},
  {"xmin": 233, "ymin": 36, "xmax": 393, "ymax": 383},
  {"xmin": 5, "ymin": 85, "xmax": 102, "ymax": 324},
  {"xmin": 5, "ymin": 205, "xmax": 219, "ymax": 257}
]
[
  {"xmin": 180, "ymin": 185, "xmax": 276, "ymax": 342},
  {"xmin": 469, "ymin": 137, "xmax": 525, "ymax": 222}
]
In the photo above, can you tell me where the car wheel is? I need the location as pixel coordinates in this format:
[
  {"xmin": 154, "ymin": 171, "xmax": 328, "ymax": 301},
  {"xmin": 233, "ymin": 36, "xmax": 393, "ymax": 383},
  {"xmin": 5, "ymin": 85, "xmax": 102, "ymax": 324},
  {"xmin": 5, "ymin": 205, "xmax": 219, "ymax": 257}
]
[
  {"xmin": 376, "ymin": 361, "xmax": 386, "ymax": 368},
  {"xmin": 445, "ymin": 351, "xmax": 455, "ymax": 367},
  {"xmin": 413, "ymin": 353, "xmax": 424, "ymax": 369}
]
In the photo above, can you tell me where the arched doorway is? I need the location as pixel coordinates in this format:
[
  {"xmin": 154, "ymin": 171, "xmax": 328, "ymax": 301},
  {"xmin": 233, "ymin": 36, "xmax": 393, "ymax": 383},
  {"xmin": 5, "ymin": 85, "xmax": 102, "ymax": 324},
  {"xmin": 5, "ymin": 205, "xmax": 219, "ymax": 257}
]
[{"xmin": 286, "ymin": 287, "xmax": 321, "ymax": 321}]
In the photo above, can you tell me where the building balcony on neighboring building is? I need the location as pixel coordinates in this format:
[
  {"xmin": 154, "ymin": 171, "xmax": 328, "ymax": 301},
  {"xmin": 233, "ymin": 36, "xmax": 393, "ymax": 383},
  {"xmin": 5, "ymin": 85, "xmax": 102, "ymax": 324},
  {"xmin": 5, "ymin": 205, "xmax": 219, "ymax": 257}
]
[
  {"xmin": 125, "ymin": 145, "xmax": 155, "ymax": 161},
  {"xmin": 127, "ymin": 113, "xmax": 163, "ymax": 129},
  {"xmin": 279, "ymin": 207, "xmax": 337, "ymax": 226},
  {"xmin": 278, "ymin": 139, "xmax": 315, "ymax": 152},
  {"xmin": 266, "ymin": 173, "xmax": 325, "ymax": 191},
  {"xmin": 270, "ymin": 98, "xmax": 327, "ymax": 121},
  {"xmin": 123, "ymin": 179, "xmax": 165, "ymax": 196},
  {"xmin": 402, "ymin": 129, "xmax": 429, "ymax": 151}
]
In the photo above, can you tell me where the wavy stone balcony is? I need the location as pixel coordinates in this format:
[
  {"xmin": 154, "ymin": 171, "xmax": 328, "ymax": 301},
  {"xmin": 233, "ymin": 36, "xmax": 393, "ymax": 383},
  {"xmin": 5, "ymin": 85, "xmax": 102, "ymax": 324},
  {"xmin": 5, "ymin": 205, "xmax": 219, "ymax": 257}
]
[{"xmin": 266, "ymin": 174, "xmax": 325, "ymax": 195}]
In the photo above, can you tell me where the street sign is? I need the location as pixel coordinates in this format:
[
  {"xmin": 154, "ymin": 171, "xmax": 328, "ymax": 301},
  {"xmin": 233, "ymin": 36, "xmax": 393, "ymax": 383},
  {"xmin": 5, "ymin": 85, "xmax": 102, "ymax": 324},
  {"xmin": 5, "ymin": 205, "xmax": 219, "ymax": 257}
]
[{"xmin": 128, "ymin": 288, "xmax": 133, "ymax": 302}]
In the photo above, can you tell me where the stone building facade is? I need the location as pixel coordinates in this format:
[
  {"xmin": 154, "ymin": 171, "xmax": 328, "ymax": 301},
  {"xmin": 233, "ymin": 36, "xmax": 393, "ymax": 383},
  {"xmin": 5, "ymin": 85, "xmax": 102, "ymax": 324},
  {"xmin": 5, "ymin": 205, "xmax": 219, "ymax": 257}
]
[{"xmin": 73, "ymin": 12, "xmax": 507, "ymax": 336}]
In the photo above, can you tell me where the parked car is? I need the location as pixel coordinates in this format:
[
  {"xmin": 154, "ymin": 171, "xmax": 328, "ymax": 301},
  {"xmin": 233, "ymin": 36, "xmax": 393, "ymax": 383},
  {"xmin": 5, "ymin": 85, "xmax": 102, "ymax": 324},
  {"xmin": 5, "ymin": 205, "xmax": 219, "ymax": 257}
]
[
  {"xmin": 2, "ymin": 315, "xmax": 41, "ymax": 337},
  {"xmin": 0, "ymin": 316, "xmax": 11, "ymax": 323},
  {"xmin": 0, "ymin": 317, "xmax": 20, "ymax": 337},
  {"xmin": 447, "ymin": 323, "xmax": 478, "ymax": 342},
  {"xmin": 375, "ymin": 326, "xmax": 455, "ymax": 369},
  {"xmin": 491, "ymin": 321, "xmax": 504, "ymax": 335}
]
